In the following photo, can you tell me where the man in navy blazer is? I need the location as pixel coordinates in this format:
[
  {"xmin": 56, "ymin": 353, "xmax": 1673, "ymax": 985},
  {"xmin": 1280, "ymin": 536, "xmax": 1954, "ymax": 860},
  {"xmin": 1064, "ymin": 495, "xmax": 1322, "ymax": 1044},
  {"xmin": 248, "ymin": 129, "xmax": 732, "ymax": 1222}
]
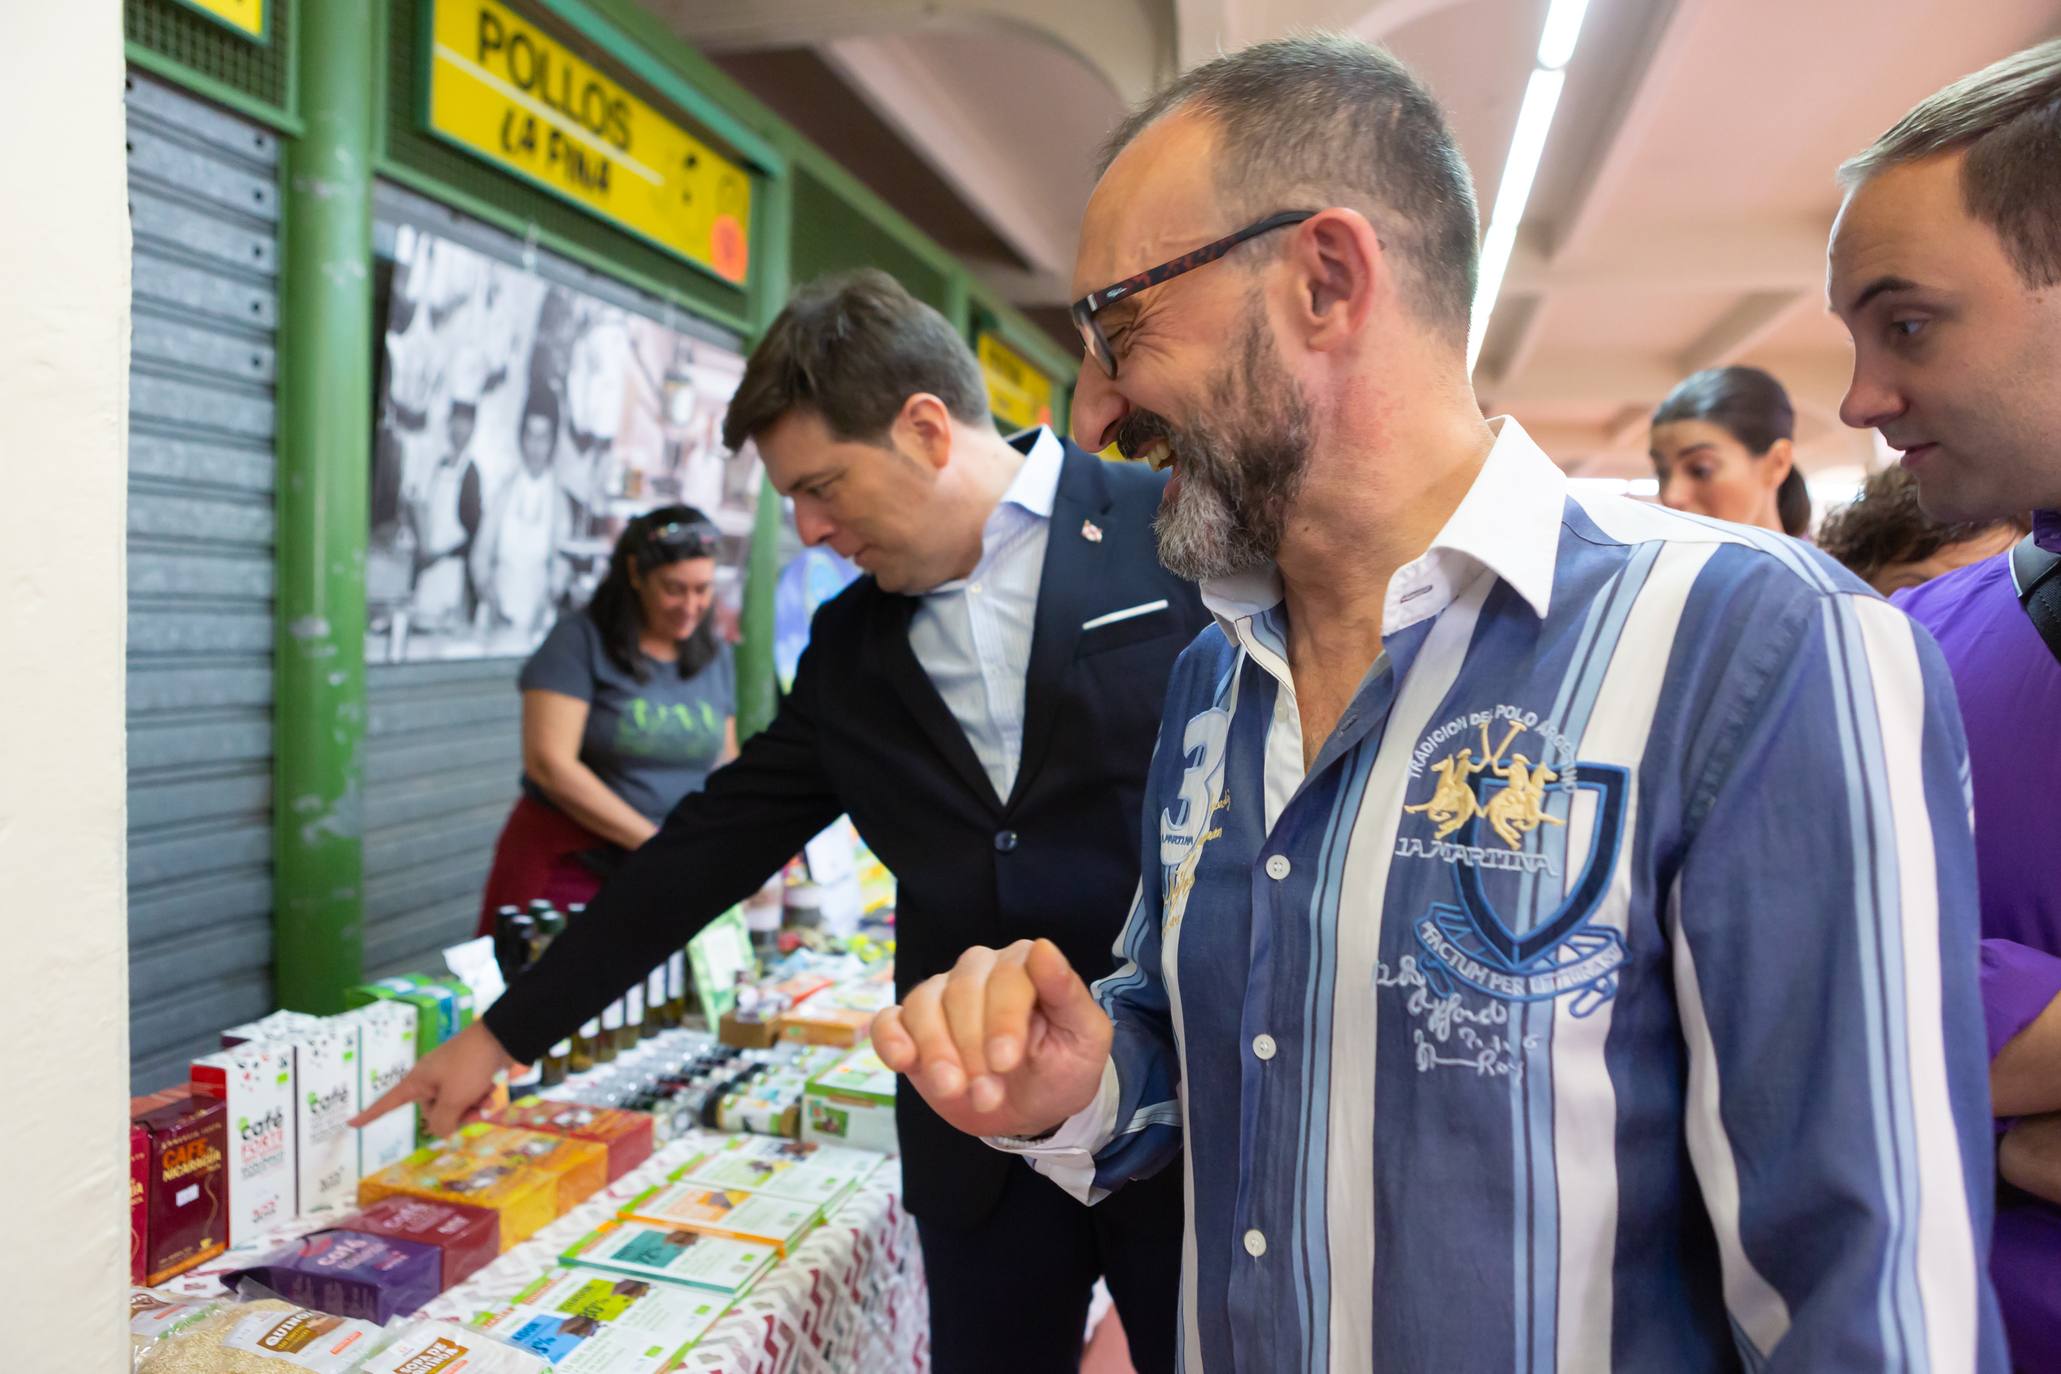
[{"xmin": 359, "ymin": 270, "xmax": 1207, "ymax": 1372}]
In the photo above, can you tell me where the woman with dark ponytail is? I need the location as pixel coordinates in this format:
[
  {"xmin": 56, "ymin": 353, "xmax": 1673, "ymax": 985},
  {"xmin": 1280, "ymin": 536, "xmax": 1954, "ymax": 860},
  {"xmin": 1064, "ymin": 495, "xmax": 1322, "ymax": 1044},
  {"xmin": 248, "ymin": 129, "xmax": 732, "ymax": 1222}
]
[
  {"xmin": 1649, "ymin": 366, "xmax": 1813, "ymax": 537},
  {"xmin": 476, "ymin": 504, "xmax": 738, "ymax": 931}
]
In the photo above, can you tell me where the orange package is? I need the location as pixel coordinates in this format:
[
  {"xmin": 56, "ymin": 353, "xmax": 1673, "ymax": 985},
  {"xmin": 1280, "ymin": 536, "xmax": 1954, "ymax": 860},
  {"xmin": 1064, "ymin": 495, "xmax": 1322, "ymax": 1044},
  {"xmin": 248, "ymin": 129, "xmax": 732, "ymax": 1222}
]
[
  {"xmin": 487, "ymin": 1100, "xmax": 656, "ymax": 1184},
  {"xmin": 357, "ymin": 1131, "xmax": 558, "ymax": 1251}
]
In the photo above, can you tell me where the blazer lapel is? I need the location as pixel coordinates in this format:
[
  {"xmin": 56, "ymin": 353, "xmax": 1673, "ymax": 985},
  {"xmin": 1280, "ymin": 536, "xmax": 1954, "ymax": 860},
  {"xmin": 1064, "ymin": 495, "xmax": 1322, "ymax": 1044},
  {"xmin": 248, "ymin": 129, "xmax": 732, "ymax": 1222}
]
[
  {"xmin": 864, "ymin": 591, "xmax": 1002, "ymax": 812},
  {"xmin": 1008, "ymin": 445, "xmax": 1115, "ymax": 809}
]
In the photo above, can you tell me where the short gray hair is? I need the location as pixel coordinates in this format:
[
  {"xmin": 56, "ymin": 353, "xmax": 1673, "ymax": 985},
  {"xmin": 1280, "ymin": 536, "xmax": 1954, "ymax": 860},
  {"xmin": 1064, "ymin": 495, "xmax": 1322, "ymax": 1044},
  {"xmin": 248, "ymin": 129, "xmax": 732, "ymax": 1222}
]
[
  {"xmin": 1839, "ymin": 37, "xmax": 2061, "ymax": 288},
  {"xmin": 1101, "ymin": 33, "xmax": 1479, "ymax": 346}
]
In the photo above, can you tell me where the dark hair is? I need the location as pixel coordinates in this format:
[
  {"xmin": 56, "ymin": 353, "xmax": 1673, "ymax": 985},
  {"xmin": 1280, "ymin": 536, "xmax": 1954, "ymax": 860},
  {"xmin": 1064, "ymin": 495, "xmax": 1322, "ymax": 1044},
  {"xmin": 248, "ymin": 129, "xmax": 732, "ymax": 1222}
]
[
  {"xmin": 1100, "ymin": 34, "xmax": 1480, "ymax": 347},
  {"xmin": 1650, "ymin": 366, "xmax": 1811, "ymax": 537},
  {"xmin": 519, "ymin": 383, "xmax": 560, "ymax": 437},
  {"xmin": 1840, "ymin": 38, "xmax": 2061, "ymax": 288},
  {"xmin": 721, "ymin": 269, "xmax": 989, "ymax": 452},
  {"xmin": 584, "ymin": 504, "xmax": 721, "ymax": 682},
  {"xmin": 1817, "ymin": 465, "xmax": 2030, "ymax": 585}
]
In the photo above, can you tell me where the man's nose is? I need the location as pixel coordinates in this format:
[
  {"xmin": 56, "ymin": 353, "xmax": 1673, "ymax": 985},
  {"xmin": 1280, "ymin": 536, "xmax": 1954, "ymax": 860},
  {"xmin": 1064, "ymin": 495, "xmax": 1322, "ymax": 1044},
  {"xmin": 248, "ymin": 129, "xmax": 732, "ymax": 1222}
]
[
  {"xmin": 1069, "ymin": 361, "xmax": 1129, "ymax": 453},
  {"xmin": 794, "ymin": 501, "xmax": 837, "ymax": 547}
]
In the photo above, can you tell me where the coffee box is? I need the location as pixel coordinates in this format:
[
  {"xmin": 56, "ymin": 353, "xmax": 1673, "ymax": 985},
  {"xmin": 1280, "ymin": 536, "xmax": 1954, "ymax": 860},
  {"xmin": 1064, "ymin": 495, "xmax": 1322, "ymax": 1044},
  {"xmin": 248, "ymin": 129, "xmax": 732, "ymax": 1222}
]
[
  {"xmin": 134, "ymin": 1094, "xmax": 229, "ymax": 1285},
  {"xmin": 130, "ymin": 1125, "xmax": 149, "ymax": 1284},
  {"xmin": 349, "ymin": 1002, "xmax": 419, "ymax": 1176},
  {"xmin": 348, "ymin": 1195, "xmax": 500, "ymax": 1288},
  {"xmin": 221, "ymin": 1010, "xmax": 322, "ymax": 1049},
  {"xmin": 486, "ymin": 1099, "xmax": 655, "ymax": 1183},
  {"xmin": 227, "ymin": 1229, "xmax": 444, "ymax": 1324},
  {"xmin": 358, "ymin": 1134, "xmax": 558, "ymax": 1251},
  {"xmin": 192, "ymin": 1041, "xmax": 298, "ymax": 1244},
  {"xmin": 293, "ymin": 1023, "xmax": 362, "ymax": 1217}
]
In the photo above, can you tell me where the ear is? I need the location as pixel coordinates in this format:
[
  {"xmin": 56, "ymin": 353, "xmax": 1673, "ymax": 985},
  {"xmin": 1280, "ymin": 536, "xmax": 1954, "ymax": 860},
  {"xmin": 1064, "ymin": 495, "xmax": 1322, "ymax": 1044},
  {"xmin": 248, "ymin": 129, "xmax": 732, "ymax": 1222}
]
[
  {"xmin": 1288, "ymin": 208, "xmax": 1383, "ymax": 354},
  {"xmin": 1763, "ymin": 437, "xmax": 1796, "ymax": 489},
  {"xmin": 891, "ymin": 393, "xmax": 956, "ymax": 472}
]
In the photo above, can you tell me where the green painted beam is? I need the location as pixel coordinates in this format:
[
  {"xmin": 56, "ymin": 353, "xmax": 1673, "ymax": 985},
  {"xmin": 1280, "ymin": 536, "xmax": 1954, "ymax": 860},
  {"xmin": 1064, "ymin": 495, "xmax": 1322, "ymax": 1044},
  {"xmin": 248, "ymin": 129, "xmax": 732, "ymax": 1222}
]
[
  {"xmin": 274, "ymin": 0, "xmax": 375, "ymax": 1012},
  {"xmin": 733, "ymin": 153, "xmax": 795, "ymax": 741}
]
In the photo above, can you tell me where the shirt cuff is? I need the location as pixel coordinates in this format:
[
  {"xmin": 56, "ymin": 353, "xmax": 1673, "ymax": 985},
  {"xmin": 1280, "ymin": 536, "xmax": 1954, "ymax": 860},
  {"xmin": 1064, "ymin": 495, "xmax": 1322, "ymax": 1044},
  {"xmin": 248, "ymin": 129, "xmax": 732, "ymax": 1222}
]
[{"xmin": 983, "ymin": 1059, "xmax": 1120, "ymax": 1204}]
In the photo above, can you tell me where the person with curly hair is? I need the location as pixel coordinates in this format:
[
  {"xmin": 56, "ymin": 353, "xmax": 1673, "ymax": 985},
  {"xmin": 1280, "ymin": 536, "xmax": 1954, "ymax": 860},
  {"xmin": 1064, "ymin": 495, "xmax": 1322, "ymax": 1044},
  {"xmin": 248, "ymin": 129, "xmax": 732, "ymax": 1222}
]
[{"xmin": 1816, "ymin": 465, "xmax": 2027, "ymax": 595}]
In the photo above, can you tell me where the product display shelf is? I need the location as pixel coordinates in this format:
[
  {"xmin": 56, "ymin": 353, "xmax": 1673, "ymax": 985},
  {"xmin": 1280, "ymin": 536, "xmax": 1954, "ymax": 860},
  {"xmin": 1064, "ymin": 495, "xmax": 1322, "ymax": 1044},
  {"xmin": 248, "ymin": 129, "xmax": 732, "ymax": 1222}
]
[{"xmin": 145, "ymin": 1128, "xmax": 927, "ymax": 1372}]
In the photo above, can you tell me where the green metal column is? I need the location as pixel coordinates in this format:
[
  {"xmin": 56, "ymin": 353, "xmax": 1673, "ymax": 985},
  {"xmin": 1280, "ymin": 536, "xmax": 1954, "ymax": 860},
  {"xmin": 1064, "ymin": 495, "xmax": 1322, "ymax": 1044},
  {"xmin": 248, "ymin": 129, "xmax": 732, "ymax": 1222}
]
[
  {"xmin": 274, "ymin": 0, "xmax": 376, "ymax": 1011},
  {"xmin": 734, "ymin": 153, "xmax": 794, "ymax": 741}
]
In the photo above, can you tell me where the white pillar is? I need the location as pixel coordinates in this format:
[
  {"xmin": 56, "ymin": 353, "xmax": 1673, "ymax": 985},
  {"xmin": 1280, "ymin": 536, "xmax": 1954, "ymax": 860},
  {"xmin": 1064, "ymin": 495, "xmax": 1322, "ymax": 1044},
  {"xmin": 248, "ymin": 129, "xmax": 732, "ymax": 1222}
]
[{"xmin": 0, "ymin": 4, "xmax": 131, "ymax": 1363}]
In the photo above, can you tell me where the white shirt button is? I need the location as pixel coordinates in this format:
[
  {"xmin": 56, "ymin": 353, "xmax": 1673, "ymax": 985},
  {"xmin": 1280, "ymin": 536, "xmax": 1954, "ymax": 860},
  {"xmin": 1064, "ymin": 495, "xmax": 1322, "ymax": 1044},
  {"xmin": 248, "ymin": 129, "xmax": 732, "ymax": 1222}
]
[
  {"xmin": 1265, "ymin": 855, "xmax": 1292, "ymax": 881},
  {"xmin": 1243, "ymin": 1228, "xmax": 1267, "ymax": 1258},
  {"xmin": 1252, "ymin": 1034, "xmax": 1277, "ymax": 1061},
  {"xmin": 969, "ymin": 582, "xmax": 984, "ymax": 595}
]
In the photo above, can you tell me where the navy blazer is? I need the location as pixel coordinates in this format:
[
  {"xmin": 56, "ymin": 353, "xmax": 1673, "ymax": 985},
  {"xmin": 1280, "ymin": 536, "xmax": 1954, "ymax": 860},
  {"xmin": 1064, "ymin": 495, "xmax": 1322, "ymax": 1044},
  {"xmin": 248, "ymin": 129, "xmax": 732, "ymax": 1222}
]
[{"xmin": 486, "ymin": 433, "xmax": 1212, "ymax": 1226}]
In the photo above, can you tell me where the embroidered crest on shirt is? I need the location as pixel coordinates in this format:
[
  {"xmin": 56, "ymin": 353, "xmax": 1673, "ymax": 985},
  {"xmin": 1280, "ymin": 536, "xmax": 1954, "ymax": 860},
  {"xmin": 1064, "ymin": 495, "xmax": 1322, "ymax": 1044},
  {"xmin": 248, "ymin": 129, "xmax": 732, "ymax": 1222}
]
[{"xmin": 1394, "ymin": 706, "xmax": 1629, "ymax": 1016}]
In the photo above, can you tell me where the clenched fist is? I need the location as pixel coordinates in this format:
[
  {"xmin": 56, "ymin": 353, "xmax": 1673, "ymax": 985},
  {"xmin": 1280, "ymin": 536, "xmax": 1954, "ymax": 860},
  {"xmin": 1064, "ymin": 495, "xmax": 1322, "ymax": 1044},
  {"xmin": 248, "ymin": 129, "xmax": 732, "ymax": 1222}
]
[{"xmin": 871, "ymin": 939, "xmax": 1111, "ymax": 1140}]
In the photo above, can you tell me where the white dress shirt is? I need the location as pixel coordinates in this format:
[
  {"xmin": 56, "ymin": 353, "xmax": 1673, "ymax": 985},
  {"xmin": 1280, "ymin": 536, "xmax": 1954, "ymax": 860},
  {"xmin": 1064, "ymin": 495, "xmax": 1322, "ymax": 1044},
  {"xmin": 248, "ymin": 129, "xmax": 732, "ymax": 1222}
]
[{"xmin": 907, "ymin": 427, "xmax": 1064, "ymax": 804}]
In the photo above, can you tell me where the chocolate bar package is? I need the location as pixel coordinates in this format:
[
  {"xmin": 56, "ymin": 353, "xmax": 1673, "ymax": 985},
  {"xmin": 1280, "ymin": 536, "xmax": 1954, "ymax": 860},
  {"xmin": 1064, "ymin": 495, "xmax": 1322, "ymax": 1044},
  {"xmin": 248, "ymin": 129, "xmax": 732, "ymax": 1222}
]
[
  {"xmin": 347, "ymin": 1195, "xmax": 500, "ymax": 1289},
  {"xmin": 133, "ymin": 1093, "xmax": 229, "ymax": 1285},
  {"xmin": 487, "ymin": 1099, "xmax": 655, "ymax": 1184},
  {"xmin": 226, "ymin": 1228, "xmax": 443, "ymax": 1324}
]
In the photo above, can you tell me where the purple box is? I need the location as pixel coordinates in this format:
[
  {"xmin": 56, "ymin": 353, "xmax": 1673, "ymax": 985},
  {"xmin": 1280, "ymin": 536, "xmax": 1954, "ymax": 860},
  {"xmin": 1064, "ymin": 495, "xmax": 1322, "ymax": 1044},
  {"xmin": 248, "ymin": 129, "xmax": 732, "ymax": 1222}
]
[{"xmin": 226, "ymin": 1229, "xmax": 442, "ymax": 1323}]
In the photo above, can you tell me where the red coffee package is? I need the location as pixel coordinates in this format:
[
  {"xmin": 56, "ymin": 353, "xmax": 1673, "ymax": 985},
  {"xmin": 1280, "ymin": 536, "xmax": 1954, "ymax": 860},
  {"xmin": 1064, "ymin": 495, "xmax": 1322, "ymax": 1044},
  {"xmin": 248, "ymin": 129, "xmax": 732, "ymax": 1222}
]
[
  {"xmin": 345, "ymin": 1194, "xmax": 501, "ymax": 1289},
  {"xmin": 133, "ymin": 1093, "xmax": 229, "ymax": 1285}
]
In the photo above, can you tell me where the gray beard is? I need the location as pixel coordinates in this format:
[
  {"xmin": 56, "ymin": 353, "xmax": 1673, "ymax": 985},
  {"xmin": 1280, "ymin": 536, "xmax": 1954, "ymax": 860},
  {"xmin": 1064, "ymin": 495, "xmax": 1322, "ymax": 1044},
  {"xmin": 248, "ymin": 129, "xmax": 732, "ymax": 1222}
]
[{"xmin": 1152, "ymin": 319, "xmax": 1314, "ymax": 583}]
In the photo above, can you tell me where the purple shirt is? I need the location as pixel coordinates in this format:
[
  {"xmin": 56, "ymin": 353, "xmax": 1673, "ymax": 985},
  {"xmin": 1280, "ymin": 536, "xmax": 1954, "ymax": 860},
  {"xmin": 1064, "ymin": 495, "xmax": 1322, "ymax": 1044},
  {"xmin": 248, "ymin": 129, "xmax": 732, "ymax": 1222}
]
[{"xmin": 1897, "ymin": 531, "xmax": 2061, "ymax": 1372}]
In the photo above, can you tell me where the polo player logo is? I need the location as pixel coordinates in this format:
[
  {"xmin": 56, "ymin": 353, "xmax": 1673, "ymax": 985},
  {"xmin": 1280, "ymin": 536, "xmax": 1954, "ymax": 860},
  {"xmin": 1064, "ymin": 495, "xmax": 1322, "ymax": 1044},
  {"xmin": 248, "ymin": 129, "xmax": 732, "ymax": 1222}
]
[{"xmin": 1413, "ymin": 758, "xmax": 1632, "ymax": 1017}]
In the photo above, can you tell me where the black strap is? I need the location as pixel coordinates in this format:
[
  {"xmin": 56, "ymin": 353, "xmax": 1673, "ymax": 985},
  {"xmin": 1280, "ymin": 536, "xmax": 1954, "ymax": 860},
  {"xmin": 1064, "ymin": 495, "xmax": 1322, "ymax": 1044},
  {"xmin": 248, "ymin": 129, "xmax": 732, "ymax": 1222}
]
[{"xmin": 2011, "ymin": 533, "xmax": 2061, "ymax": 665}]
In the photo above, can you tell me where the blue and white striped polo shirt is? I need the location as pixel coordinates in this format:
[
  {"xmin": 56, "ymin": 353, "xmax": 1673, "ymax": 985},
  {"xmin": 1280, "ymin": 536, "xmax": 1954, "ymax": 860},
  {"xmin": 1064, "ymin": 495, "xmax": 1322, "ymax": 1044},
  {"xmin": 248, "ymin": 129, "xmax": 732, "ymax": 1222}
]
[{"xmin": 1005, "ymin": 418, "xmax": 2005, "ymax": 1372}]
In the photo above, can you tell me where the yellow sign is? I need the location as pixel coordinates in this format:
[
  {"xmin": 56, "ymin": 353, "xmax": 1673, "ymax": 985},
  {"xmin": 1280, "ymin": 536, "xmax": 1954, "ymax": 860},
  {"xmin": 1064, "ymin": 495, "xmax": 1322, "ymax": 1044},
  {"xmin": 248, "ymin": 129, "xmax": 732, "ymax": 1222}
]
[
  {"xmin": 977, "ymin": 332, "xmax": 1054, "ymax": 432},
  {"xmin": 424, "ymin": 0, "xmax": 753, "ymax": 283},
  {"xmin": 172, "ymin": 0, "xmax": 265, "ymax": 39}
]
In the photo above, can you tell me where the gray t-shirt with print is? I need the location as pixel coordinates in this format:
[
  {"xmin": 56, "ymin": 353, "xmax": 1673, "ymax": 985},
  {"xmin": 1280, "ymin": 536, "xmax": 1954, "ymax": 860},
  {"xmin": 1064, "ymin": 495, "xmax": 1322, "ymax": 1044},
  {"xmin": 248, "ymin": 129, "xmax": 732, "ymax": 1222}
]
[{"xmin": 519, "ymin": 612, "xmax": 735, "ymax": 824}]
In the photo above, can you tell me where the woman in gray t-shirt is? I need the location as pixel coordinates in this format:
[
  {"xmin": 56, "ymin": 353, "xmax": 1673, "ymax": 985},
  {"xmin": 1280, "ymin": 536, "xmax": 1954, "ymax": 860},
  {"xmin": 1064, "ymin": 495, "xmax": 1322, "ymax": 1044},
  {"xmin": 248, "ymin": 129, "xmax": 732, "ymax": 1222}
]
[{"xmin": 477, "ymin": 505, "xmax": 738, "ymax": 932}]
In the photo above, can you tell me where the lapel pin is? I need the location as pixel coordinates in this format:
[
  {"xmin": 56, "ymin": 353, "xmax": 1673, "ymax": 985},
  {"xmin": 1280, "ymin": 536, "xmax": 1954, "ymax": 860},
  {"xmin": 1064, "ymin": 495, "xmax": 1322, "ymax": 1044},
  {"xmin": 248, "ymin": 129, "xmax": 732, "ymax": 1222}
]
[{"xmin": 1081, "ymin": 519, "xmax": 1104, "ymax": 543}]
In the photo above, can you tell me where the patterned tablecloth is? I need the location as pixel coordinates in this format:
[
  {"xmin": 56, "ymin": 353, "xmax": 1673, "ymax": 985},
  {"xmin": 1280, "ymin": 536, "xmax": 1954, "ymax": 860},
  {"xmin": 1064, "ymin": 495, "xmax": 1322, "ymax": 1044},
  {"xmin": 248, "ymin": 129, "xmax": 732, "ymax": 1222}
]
[{"xmin": 146, "ymin": 1131, "xmax": 930, "ymax": 1372}]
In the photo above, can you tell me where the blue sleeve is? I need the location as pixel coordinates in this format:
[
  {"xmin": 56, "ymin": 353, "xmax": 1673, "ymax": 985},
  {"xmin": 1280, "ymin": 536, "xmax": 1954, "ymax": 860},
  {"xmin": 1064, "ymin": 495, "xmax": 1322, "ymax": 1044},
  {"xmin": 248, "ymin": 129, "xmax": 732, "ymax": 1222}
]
[
  {"xmin": 1669, "ymin": 585, "xmax": 2005, "ymax": 1371},
  {"xmin": 519, "ymin": 614, "xmax": 595, "ymax": 700}
]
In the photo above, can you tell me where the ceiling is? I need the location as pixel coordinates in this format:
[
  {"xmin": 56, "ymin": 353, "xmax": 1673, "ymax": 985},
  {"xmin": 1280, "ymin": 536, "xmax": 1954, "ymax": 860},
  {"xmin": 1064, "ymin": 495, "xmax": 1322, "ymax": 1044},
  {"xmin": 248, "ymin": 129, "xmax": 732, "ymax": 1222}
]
[{"xmin": 655, "ymin": 0, "xmax": 2061, "ymax": 481}]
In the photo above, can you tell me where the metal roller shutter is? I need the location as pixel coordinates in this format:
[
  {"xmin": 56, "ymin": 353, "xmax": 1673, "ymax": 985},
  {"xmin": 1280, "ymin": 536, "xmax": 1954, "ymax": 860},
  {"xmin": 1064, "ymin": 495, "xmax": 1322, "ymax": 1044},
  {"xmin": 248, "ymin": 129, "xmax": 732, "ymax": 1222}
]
[
  {"xmin": 125, "ymin": 72, "xmax": 282, "ymax": 1093},
  {"xmin": 362, "ymin": 658, "xmax": 522, "ymax": 977}
]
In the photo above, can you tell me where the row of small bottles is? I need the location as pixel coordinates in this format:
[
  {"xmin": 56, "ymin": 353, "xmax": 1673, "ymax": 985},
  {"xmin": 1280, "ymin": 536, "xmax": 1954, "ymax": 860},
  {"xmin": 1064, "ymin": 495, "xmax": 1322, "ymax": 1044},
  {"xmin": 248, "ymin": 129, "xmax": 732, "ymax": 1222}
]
[{"xmin": 494, "ymin": 899, "xmax": 691, "ymax": 1089}]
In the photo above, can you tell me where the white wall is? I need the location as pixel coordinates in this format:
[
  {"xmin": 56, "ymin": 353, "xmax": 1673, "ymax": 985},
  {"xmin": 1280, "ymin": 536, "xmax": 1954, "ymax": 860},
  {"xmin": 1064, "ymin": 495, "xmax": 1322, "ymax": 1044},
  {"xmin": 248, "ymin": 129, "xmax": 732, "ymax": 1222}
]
[{"xmin": 0, "ymin": 5, "xmax": 132, "ymax": 1363}]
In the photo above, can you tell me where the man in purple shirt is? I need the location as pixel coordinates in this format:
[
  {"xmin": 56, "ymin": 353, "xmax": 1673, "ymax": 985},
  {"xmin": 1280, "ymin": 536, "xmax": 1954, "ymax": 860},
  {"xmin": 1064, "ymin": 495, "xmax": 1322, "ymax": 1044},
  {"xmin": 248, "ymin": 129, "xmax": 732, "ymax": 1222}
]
[{"xmin": 1829, "ymin": 40, "xmax": 2061, "ymax": 1370}]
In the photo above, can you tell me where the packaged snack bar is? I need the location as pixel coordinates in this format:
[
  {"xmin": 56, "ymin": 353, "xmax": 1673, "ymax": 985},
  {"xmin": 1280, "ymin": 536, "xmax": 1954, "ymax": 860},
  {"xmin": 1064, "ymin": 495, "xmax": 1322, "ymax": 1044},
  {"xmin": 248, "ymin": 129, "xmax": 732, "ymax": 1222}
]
[
  {"xmin": 358, "ymin": 1135, "xmax": 557, "ymax": 1252},
  {"xmin": 193, "ymin": 1041, "xmax": 298, "ymax": 1243},
  {"xmin": 471, "ymin": 1267, "xmax": 730, "ymax": 1372},
  {"xmin": 671, "ymin": 1134, "xmax": 877, "ymax": 1209},
  {"xmin": 561, "ymin": 1219, "xmax": 774, "ymax": 1297},
  {"xmin": 801, "ymin": 1047, "xmax": 899, "ymax": 1154},
  {"xmin": 226, "ymin": 1229, "xmax": 443, "ymax": 1324},
  {"xmin": 359, "ymin": 1321, "xmax": 550, "ymax": 1374},
  {"xmin": 485, "ymin": 1099, "xmax": 655, "ymax": 1184},
  {"xmin": 134, "ymin": 1093, "xmax": 229, "ymax": 1285},
  {"xmin": 617, "ymin": 1181, "xmax": 818, "ymax": 1256},
  {"xmin": 346, "ymin": 1195, "xmax": 500, "ymax": 1289}
]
